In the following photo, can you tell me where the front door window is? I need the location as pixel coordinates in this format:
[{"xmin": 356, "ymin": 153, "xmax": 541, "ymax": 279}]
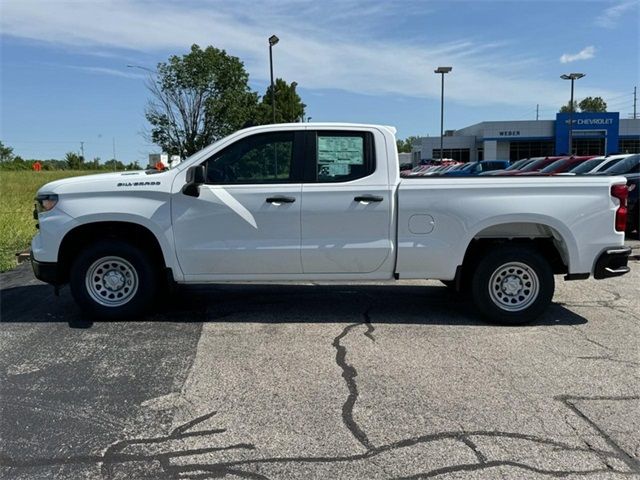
[{"xmin": 203, "ymin": 132, "xmax": 295, "ymax": 184}]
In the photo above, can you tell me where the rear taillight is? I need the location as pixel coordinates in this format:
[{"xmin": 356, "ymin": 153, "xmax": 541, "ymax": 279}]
[{"xmin": 611, "ymin": 184, "xmax": 628, "ymax": 232}]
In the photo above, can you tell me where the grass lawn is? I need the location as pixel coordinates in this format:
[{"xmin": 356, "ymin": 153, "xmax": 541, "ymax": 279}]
[{"xmin": 0, "ymin": 170, "xmax": 101, "ymax": 272}]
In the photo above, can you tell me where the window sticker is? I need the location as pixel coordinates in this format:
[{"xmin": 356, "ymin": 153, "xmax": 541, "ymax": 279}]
[
  {"xmin": 319, "ymin": 164, "xmax": 351, "ymax": 177},
  {"xmin": 318, "ymin": 136, "xmax": 364, "ymax": 165}
]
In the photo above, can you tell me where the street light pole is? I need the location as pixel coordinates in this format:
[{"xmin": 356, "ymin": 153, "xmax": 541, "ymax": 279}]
[
  {"xmin": 268, "ymin": 35, "xmax": 279, "ymax": 124},
  {"xmin": 560, "ymin": 73, "xmax": 585, "ymax": 155},
  {"xmin": 434, "ymin": 67, "xmax": 452, "ymax": 161}
]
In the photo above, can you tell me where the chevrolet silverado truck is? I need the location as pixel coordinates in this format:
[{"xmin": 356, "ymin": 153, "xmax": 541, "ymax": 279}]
[{"xmin": 31, "ymin": 123, "xmax": 632, "ymax": 324}]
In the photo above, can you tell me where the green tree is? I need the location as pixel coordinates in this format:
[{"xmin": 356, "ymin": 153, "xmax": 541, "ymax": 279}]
[
  {"xmin": 145, "ymin": 44, "xmax": 259, "ymax": 157},
  {"xmin": 127, "ymin": 160, "xmax": 142, "ymax": 170},
  {"xmin": 579, "ymin": 96, "xmax": 607, "ymax": 112},
  {"xmin": 396, "ymin": 136, "xmax": 420, "ymax": 153},
  {"xmin": 559, "ymin": 100, "xmax": 579, "ymax": 113},
  {"xmin": 65, "ymin": 152, "xmax": 84, "ymax": 170},
  {"xmin": 104, "ymin": 158, "xmax": 125, "ymax": 170},
  {"xmin": 0, "ymin": 141, "xmax": 14, "ymax": 162},
  {"xmin": 256, "ymin": 78, "xmax": 306, "ymax": 124}
]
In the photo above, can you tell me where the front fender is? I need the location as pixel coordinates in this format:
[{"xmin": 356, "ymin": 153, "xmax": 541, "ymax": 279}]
[{"xmin": 39, "ymin": 192, "xmax": 183, "ymax": 281}]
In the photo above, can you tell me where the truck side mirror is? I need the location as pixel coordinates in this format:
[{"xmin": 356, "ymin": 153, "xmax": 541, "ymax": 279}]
[{"xmin": 182, "ymin": 165, "xmax": 206, "ymax": 197}]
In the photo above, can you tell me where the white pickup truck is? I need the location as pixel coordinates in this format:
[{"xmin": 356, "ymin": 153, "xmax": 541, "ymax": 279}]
[{"xmin": 31, "ymin": 123, "xmax": 631, "ymax": 324}]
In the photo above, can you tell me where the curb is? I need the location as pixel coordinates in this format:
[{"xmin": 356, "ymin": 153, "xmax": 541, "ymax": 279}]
[{"xmin": 15, "ymin": 251, "xmax": 30, "ymax": 264}]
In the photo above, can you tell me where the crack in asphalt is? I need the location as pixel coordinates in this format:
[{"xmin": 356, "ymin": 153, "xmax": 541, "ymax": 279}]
[
  {"xmin": 569, "ymin": 325, "xmax": 611, "ymax": 351},
  {"xmin": 98, "ymin": 411, "xmax": 257, "ymax": 480},
  {"xmin": 389, "ymin": 460, "xmax": 629, "ymax": 479},
  {"xmin": 576, "ymin": 355, "xmax": 640, "ymax": 367},
  {"xmin": 331, "ymin": 305, "xmax": 377, "ymax": 450},
  {"xmin": 556, "ymin": 287, "xmax": 640, "ymax": 321},
  {"xmin": 557, "ymin": 395, "xmax": 640, "ymax": 473},
  {"xmin": 562, "ymin": 412, "xmax": 616, "ymax": 471},
  {"xmin": 2, "ymin": 412, "xmax": 636, "ymax": 478},
  {"xmin": 3, "ymin": 296, "xmax": 640, "ymax": 478},
  {"xmin": 363, "ymin": 306, "xmax": 376, "ymax": 342},
  {"xmin": 459, "ymin": 434, "xmax": 487, "ymax": 464}
]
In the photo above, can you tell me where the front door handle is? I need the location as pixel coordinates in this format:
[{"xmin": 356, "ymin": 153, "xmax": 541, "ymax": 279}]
[
  {"xmin": 266, "ymin": 196, "xmax": 296, "ymax": 204},
  {"xmin": 354, "ymin": 195, "xmax": 383, "ymax": 203}
]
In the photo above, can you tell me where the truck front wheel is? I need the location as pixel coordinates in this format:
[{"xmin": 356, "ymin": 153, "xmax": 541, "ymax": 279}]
[
  {"xmin": 70, "ymin": 240, "xmax": 157, "ymax": 319},
  {"xmin": 471, "ymin": 246, "xmax": 554, "ymax": 325}
]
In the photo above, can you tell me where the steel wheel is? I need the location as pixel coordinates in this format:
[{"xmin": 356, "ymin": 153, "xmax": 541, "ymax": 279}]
[
  {"xmin": 488, "ymin": 261, "xmax": 539, "ymax": 312},
  {"xmin": 85, "ymin": 256, "xmax": 139, "ymax": 307}
]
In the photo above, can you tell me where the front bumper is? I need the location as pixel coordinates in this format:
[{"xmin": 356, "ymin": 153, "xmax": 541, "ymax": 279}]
[
  {"xmin": 593, "ymin": 246, "xmax": 632, "ymax": 279},
  {"xmin": 31, "ymin": 253, "xmax": 61, "ymax": 285}
]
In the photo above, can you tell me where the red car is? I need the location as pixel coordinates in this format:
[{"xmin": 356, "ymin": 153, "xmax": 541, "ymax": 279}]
[
  {"xmin": 496, "ymin": 156, "xmax": 566, "ymax": 175},
  {"xmin": 529, "ymin": 156, "xmax": 596, "ymax": 175}
]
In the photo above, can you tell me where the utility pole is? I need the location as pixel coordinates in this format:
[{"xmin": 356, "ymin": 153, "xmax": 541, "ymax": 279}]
[
  {"xmin": 268, "ymin": 35, "xmax": 279, "ymax": 124},
  {"xmin": 561, "ymin": 73, "xmax": 585, "ymax": 155},
  {"xmin": 536, "ymin": 104, "xmax": 539, "ymax": 121},
  {"xmin": 80, "ymin": 141, "xmax": 85, "ymax": 160},
  {"xmin": 634, "ymin": 86, "xmax": 637, "ymax": 119},
  {"xmin": 434, "ymin": 66, "xmax": 452, "ymax": 161}
]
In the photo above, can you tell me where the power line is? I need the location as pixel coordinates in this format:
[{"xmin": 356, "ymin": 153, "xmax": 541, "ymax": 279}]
[{"xmin": 604, "ymin": 92, "xmax": 632, "ymax": 103}]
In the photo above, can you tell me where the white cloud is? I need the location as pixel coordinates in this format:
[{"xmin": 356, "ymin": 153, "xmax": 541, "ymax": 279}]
[
  {"xmin": 560, "ymin": 46, "xmax": 596, "ymax": 64},
  {"xmin": 0, "ymin": 0, "xmax": 618, "ymax": 108},
  {"xmin": 68, "ymin": 65, "xmax": 147, "ymax": 79},
  {"xmin": 595, "ymin": 0, "xmax": 639, "ymax": 28}
]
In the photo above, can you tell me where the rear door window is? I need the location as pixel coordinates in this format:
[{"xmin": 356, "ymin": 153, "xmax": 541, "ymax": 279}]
[{"xmin": 305, "ymin": 131, "xmax": 375, "ymax": 182}]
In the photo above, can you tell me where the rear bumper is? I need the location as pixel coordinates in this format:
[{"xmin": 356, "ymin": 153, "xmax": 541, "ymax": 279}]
[
  {"xmin": 31, "ymin": 252, "xmax": 61, "ymax": 285},
  {"xmin": 593, "ymin": 246, "xmax": 632, "ymax": 279}
]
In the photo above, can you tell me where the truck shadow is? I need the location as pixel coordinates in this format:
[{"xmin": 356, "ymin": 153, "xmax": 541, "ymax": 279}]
[{"xmin": 1, "ymin": 282, "xmax": 587, "ymax": 328}]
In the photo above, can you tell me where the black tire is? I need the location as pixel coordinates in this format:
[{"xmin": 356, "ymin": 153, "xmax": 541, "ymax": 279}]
[
  {"xmin": 70, "ymin": 240, "xmax": 157, "ymax": 319},
  {"xmin": 471, "ymin": 246, "xmax": 554, "ymax": 325}
]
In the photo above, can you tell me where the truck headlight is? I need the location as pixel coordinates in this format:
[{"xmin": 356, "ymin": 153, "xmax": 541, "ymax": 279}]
[{"xmin": 35, "ymin": 194, "xmax": 59, "ymax": 213}]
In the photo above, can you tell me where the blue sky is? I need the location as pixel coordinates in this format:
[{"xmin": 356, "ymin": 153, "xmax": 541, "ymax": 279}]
[{"xmin": 1, "ymin": 0, "xmax": 638, "ymax": 164}]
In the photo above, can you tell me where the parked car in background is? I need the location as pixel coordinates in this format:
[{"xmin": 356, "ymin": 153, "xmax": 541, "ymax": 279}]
[
  {"xmin": 597, "ymin": 155, "xmax": 640, "ymax": 235},
  {"xmin": 568, "ymin": 154, "xmax": 631, "ymax": 175},
  {"xmin": 420, "ymin": 163, "xmax": 464, "ymax": 176},
  {"xmin": 402, "ymin": 165, "xmax": 432, "ymax": 177},
  {"xmin": 597, "ymin": 154, "xmax": 640, "ymax": 176},
  {"xmin": 626, "ymin": 173, "xmax": 639, "ymax": 236},
  {"xmin": 479, "ymin": 157, "xmax": 538, "ymax": 176},
  {"xmin": 441, "ymin": 160, "xmax": 509, "ymax": 176},
  {"xmin": 497, "ymin": 156, "xmax": 566, "ymax": 175},
  {"xmin": 536, "ymin": 156, "xmax": 595, "ymax": 175},
  {"xmin": 400, "ymin": 162, "xmax": 413, "ymax": 171}
]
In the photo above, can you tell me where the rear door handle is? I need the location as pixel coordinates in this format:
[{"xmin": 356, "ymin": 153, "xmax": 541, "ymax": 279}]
[
  {"xmin": 354, "ymin": 195, "xmax": 383, "ymax": 203},
  {"xmin": 266, "ymin": 196, "xmax": 296, "ymax": 204}
]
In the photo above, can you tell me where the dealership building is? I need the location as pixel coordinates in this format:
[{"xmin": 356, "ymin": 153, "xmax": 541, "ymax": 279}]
[{"xmin": 412, "ymin": 112, "xmax": 640, "ymax": 163}]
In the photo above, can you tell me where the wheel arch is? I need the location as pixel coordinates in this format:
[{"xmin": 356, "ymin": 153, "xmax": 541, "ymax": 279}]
[
  {"xmin": 58, "ymin": 220, "xmax": 171, "ymax": 284},
  {"xmin": 457, "ymin": 218, "xmax": 577, "ymax": 285}
]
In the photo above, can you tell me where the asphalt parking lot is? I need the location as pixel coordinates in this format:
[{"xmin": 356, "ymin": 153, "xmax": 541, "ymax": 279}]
[{"xmin": 1, "ymin": 244, "xmax": 639, "ymax": 479}]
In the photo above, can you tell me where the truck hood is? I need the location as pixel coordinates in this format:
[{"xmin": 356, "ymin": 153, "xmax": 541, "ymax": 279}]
[{"xmin": 38, "ymin": 170, "xmax": 174, "ymax": 195}]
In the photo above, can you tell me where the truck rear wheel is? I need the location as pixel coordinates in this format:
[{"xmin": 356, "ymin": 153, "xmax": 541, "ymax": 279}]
[
  {"xmin": 471, "ymin": 246, "xmax": 554, "ymax": 325},
  {"xmin": 70, "ymin": 240, "xmax": 157, "ymax": 319}
]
